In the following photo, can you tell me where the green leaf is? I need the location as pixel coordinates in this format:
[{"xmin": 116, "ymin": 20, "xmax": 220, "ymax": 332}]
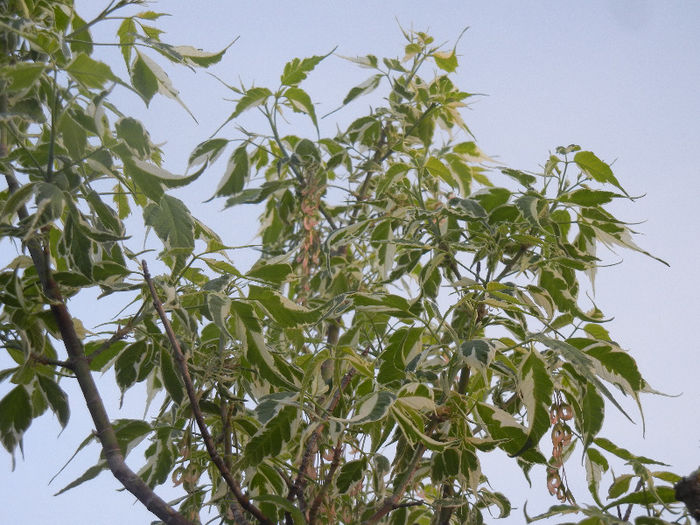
[
  {"xmin": 343, "ymin": 391, "xmax": 395, "ymax": 425},
  {"xmin": 574, "ymin": 151, "xmax": 625, "ymax": 193},
  {"xmin": 66, "ymin": 53, "xmax": 118, "ymax": 89},
  {"xmin": 159, "ymin": 347, "xmax": 183, "ymax": 405},
  {"xmin": 230, "ymin": 301, "xmax": 292, "ymax": 388},
  {"xmin": 342, "ymin": 74, "xmax": 382, "ymax": 105},
  {"xmin": 248, "ymin": 285, "xmax": 321, "ymax": 327},
  {"xmin": 502, "ymin": 168, "xmax": 536, "ymax": 187},
  {"xmin": 432, "ymin": 50, "xmax": 458, "ymax": 72},
  {"xmin": 188, "ymin": 138, "xmax": 228, "ymax": 168},
  {"xmin": 2, "ymin": 63, "xmax": 46, "ymax": 92},
  {"xmin": 214, "ymin": 145, "xmax": 249, "ymax": 198},
  {"xmin": 115, "ymin": 340, "xmax": 148, "ymax": 391},
  {"xmin": 117, "ymin": 18, "xmax": 137, "ymax": 66},
  {"xmin": 284, "ymin": 87, "xmax": 317, "ymax": 129},
  {"xmin": 143, "ymin": 194, "xmax": 195, "ymax": 253},
  {"xmin": 131, "ymin": 51, "xmax": 159, "ymax": 104},
  {"xmin": 336, "ymin": 459, "xmax": 367, "ymax": 493},
  {"xmin": 246, "ymin": 262, "xmax": 294, "ymax": 284},
  {"xmin": 230, "ymin": 87, "xmax": 272, "ymax": 119},
  {"xmin": 281, "ymin": 52, "xmax": 330, "ymax": 86},
  {"xmin": 69, "ymin": 13, "xmax": 93, "ymax": 55},
  {"xmin": 113, "ymin": 419, "xmax": 152, "ymax": 456},
  {"xmin": 581, "ymin": 384, "xmax": 605, "ymax": 449},
  {"xmin": 254, "ymin": 495, "xmax": 305, "ymax": 525},
  {"xmin": 244, "ymin": 405, "xmax": 297, "ymax": 465},
  {"xmin": 36, "ymin": 375, "xmax": 69, "ymax": 428},
  {"xmin": 425, "ymin": 156, "xmax": 458, "ymax": 188},
  {"xmin": 54, "ymin": 461, "xmax": 107, "ymax": 496},
  {"xmin": 131, "ymin": 158, "xmax": 206, "ymax": 189},
  {"xmin": 562, "ymin": 189, "xmax": 620, "ymax": 207},
  {"xmin": 171, "ymin": 43, "xmax": 232, "ymax": 67},
  {"xmin": 0, "ymin": 385, "xmax": 32, "ymax": 453},
  {"xmin": 224, "ymin": 180, "xmax": 292, "ymax": 207},
  {"xmin": 517, "ymin": 349, "xmax": 554, "ymax": 450}
]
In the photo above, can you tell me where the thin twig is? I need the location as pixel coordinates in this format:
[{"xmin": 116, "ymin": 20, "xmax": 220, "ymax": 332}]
[
  {"xmin": 142, "ymin": 261, "xmax": 272, "ymax": 525},
  {"xmin": 623, "ymin": 478, "xmax": 646, "ymax": 522},
  {"xmin": 87, "ymin": 305, "xmax": 144, "ymax": 364},
  {"xmin": 288, "ymin": 347, "xmax": 370, "ymax": 510},
  {"xmin": 308, "ymin": 437, "xmax": 344, "ymax": 524},
  {"xmin": 30, "ymin": 353, "xmax": 73, "ymax": 370}
]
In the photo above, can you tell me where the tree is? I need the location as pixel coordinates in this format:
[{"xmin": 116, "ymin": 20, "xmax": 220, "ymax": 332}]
[{"xmin": 0, "ymin": 1, "xmax": 695, "ymax": 524}]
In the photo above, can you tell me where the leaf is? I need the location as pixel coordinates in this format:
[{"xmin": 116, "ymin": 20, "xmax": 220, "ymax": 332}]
[
  {"xmin": 244, "ymin": 405, "xmax": 297, "ymax": 465},
  {"xmin": 143, "ymin": 194, "xmax": 195, "ymax": 253},
  {"xmin": 336, "ymin": 459, "xmax": 367, "ymax": 493},
  {"xmin": 574, "ymin": 151, "xmax": 626, "ymax": 194},
  {"xmin": 281, "ymin": 52, "xmax": 331, "ymax": 86},
  {"xmin": 131, "ymin": 51, "xmax": 159, "ymax": 104},
  {"xmin": 425, "ymin": 156, "xmax": 458, "ymax": 188},
  {"xmin": 343, "ymin": 391, "xmax": 396, "ymax": 425},
  {"xmin": 517, "ymin": 349, "xmax": 553, "ymax": 450},
  {"xmin": 160, "ymin": 347, "xmax": 183, "ymax": 405},
  {"xmin": 172, "ymin": 42, "xmax": 232, "ymax": 67},
  {"xmin": 342, "ymin": 74, "xmax": 382, "ymax": 105},
  {"xmin": 246, "ymin": 262, "xmax": 294, "ymax": 284},
  {"xmin": 562, "ymin": 189, "xmax": 620, "ymax": 207},
  {"xmin": 230, "ymin": 87, "xmax": 272, "ymax": 120},
  {"xmin": 284, "ymin": 87, "xmax": 317, "ymax": 129},
  {"xmin": 214, "ymin": 145, "xmax": 249, "ymax": 198},
  {"xmin": 36, "ymin": 375, "xmax": 69, "ymax": 428},
  {"xmin": 432, "ymin": 50, "xmax": 458, "ymax": 72},
  {"xmin": 115, "ymin": 340, "xmax": 148, "ymax": 391},
  {"xmin": 131, "ymin": 158, "xmax": 206, "ymax": 189},
  {"xmin": 54, "ymin": 461, "xmax": 107, "ymax": 496},
  {"xmin": 531, "ymin": 333, "xmax": 633, "ymax": 422},
  {"xmin": 224, "ymin": 180, "xmax": 292, "ymax": 207},
  {"xmin": 502, "ymin": 168, "xmax": 536, "ymax": 187},
  {"xmin": 248, "ymin": 285, "xmax": 321, "ymax": 327},
  {"xmin": 0, "ymin": 385, "xmax": 32, "ymax": 453},
  {"xmin": 2, "ymin": 63, "xmax": 46, "ymax": 92},
  {"xmin": 66, "ymin": 53, "xmax": 118, "ymax": 89},
  {"xmin": 461, "ymin": 339, "xmax": 495, "ymax": 373},
  {"xmin": 134, "ymin": 52, "xmax": 193, "ymax": 118},
  {"xmin": 188, "ymin": 138, "xmax": 228, "ymax": 168},
  {"xmin": 581, "ymin": 383, "xmax": 605, "ymax": 449},
  {"xmin": 117, "ymin": 18, "xmax": 137, "ymax": 66},
  {"xmin": 230, "ymin": 301, "xmax": 292, "ymax": 388}
]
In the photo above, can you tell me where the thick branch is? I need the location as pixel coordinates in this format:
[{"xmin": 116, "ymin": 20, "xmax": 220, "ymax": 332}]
[
  {"xmin": 142, "ymin": 261, "xmax": 272, "ymax": 525},
  {"xmin": 3, "ymin": 174, "xmax": 193, "ymax": 525}
]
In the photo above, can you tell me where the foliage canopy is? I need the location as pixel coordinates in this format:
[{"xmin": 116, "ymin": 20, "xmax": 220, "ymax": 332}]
[{"xmin": 0, "ymin": 1, "xmax": 693, "ymax": 524}]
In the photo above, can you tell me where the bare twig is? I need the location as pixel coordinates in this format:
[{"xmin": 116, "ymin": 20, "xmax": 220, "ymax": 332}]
[{"xmin": 142, "ymin": 261, "xmax": 272, "ymax": 525}]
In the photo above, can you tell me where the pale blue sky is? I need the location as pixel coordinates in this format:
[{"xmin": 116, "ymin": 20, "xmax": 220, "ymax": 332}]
[{"xmin": 2, "ymin": 1, "xmax": 699, "ymax": 523}]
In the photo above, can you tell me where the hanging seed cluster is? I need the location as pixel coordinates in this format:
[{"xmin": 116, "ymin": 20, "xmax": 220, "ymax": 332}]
[{"xmin": 546, "ymin": 397, "xmax": 574, "ymax": 502}]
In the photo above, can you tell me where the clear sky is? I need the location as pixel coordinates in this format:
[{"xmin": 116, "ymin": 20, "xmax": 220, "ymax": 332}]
[{"xmin": 2, "ymin": 1, "xmax": 699, "ymax": 523}]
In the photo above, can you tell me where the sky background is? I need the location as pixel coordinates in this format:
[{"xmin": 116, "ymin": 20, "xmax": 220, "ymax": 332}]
[{"xmin": 2, "ymin": 1, "xmax": 700, "ymax": 523}]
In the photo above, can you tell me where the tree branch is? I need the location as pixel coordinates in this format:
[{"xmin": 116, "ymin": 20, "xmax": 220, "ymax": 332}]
[
  {"xmin": 288, "ymin": 347, "xmax": 370, "ymax": 512},
  {"xmin": 3, "ymin": 174, "xmax": 194, "ymax": 525},
  {"xmin": 142, "ymin": 261, "xmax": 272, "ymax": 525},
  {"xmin": 308, "ymin": 437, "xmax": 344, "ymax": 524}
]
